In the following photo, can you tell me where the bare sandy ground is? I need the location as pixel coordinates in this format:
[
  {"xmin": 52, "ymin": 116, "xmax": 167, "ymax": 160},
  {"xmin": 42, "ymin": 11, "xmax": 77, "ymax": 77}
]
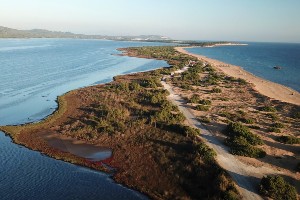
[{"xmin": 176, "ymin": 47, "xmax": 300, "ymax": 106}]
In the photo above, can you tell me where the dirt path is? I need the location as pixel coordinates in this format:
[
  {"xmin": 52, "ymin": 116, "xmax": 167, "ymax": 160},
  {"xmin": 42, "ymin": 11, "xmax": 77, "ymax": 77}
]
[{"xmin": 161, "ymin": 80, "xmax": 280, "ymax": 200}]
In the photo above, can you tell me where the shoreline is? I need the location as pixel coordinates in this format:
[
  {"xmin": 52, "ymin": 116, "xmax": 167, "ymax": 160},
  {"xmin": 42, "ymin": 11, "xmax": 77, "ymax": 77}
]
[
  {"xmin": 176, "ymin": 47, "xmax": 300, "ymax": 106},
  {"xmin": 203, "ymin": 42, "xmax": 248, "ymax": 47}
]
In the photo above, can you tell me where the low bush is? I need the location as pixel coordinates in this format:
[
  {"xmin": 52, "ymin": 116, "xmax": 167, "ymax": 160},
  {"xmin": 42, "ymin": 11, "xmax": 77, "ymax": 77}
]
[
  {"xmin": 195, "ymin": 142, "xmax": 216, "ymax": 163},
  {"xmin": 199, "ymin": 99, "xmax": 212, "ymax": 105},
  {"xmin": 237, "ymin": 78, "xmax": 247, "ymax": 85},
  {"xmin": 259, "ymin": 175, "xmax": 297, "ymax": 200},
  {"xmin": 272, "ymin": 122, "xmax": 285, "ymax": 128},
  {"xmin": 211, "ymin": 87, "xmax": 222, "ymax": 93},
  {"xmin": 267, "ymin": 127, "xmax": 281, "ymax": 133},
  {"xmin": 180, "ymin": 84, "xmax": 193, "ymax": 90},
  {"xmin": 261, "ymin": 106, "xmax": 277, "ymax": 112},
  {"xmin": 198, "ymin": 116, "xmax": 211, "ymax": 123},
  {"xmin": 225, "ymin": 136, "xmax": 266, "ymax": 158},
  {"xmin": 226, "ymin": 122, "xmax": 263, "ymax": 145},
  {"xmin": 195, "ymin": 105, "xmax": 210, "ymax": 111},
  {"xmin": 266, "ymin": 113, "xmax": 278, "ymax": 120},
  {"xmin": 276, "ymin": 136, "xmax": 300, "ymax": 144},
  {"xmin": 293, "ymin": 111, "xmax": 300, "ymax": 119},
  {"xmin": 240, "ymin": 118, "xmax": 255, "ymax": 124},
  {"xmin": 248, "ymin": 125, "xmax": 261, "ymax": 130},
  {"xmin": 189, "ymin": 94, "xmax": 201, "ymax": 103},
  {"xmin": 225, "ymin": 122, "xmax": 265, "ymax": 158},
  {"xmin": 184, "ymin": 126, "xmax": 201, "ymax": 136}
]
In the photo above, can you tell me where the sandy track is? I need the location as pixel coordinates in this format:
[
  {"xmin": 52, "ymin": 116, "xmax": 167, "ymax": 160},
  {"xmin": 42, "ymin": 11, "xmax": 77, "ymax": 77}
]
[
  {"xmin": 176, "ymin": 47, "xmax": 300, "ymax": 106},
  {"xmin": 161, "ymin": 81, "xmax": 280, "ymax": 200}
]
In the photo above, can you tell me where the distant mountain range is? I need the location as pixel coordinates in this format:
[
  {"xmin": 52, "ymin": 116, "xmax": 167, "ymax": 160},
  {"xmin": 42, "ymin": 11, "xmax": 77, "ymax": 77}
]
[{"xmin": 0, "ymin": 26, "xmax": 171, "ymax": 41}]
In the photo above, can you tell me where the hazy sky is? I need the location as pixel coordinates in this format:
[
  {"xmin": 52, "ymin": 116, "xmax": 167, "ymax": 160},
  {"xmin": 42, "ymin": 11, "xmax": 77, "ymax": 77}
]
[{"xmin": 0, "ymin": 0, "xmax": 299, "ymax": 42}]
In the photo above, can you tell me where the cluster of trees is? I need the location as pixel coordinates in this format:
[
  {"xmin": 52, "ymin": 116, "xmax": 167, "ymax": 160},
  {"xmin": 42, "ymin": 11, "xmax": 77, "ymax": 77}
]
[{"xmin": 225, "ymin": 122, "xmax": 266, "ymax": 158}]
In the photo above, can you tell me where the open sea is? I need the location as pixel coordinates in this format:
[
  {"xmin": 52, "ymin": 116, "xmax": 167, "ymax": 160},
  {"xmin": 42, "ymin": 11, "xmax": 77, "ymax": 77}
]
[
  {"xmin": 186, "ymin": 42, "xmax": 300, "ymax": 92},
  {"xmin": 0, "ymin": 39, "xmax": 170, "ymax": 200}
]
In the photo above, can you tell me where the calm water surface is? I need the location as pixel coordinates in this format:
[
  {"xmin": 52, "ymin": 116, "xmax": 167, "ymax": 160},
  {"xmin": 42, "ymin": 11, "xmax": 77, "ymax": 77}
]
[{"xmin": 0, "ymin": 39, "xmax": 170, "ymax": 200}]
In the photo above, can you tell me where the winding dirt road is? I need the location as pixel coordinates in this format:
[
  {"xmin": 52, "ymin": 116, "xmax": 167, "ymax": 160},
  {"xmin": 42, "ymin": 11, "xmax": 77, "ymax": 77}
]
[{"xmin": 161, "ymin": 80, "xmax": 278, "ymax": 200}]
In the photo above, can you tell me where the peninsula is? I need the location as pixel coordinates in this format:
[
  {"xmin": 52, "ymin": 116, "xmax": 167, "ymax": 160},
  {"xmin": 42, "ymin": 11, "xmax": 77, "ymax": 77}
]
[{"xmin": 1, "ymin": 46, "xmax": 299, "ymax": 200}]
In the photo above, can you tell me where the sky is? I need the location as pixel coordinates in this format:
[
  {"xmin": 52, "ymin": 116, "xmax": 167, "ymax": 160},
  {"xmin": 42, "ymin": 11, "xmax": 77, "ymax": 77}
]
[{"xmin": 0, "ymin": 0, "xmax": 299, "ymax": 43}]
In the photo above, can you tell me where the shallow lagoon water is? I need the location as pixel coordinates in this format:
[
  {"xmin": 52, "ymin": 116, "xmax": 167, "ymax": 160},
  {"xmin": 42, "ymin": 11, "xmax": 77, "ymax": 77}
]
[
  {"xmin": 0, "ymin": 39, "xmax": 170, "ymax": 200},
  {"xmin": 0, "ymin": 39, "xmax": 169, "ymax": 125}
]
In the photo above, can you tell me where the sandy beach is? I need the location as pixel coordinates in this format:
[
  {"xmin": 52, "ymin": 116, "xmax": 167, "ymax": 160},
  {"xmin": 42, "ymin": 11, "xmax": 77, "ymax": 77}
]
[{"xmin": 176, "ymin": 47, "xmax": 300, "ymax": 106}]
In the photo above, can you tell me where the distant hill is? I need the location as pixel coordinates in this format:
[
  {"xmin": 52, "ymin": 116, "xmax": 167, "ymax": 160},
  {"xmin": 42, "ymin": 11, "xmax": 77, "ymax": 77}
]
[{"xmin": 0, "ymin": 26, "xmax": 171, "ymax": 41}]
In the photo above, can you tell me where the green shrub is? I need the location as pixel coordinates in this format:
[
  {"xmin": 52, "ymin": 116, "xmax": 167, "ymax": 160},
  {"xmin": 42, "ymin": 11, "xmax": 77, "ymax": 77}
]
[
  {"xmin": 225, "ymin": 122, "xmax": 265, "ymax": 158},
  {"xmin": 180, "ymin": 84, "xmax": 192, "ymax": 90},
  {"xmin": 266, "ymin": 113, "xmax": 278, "ymax": 120},
  {"xmin": 189, "ymin": 94, "xmax": 201, "ymax": 103},
  {"xmin": 226, "ymin": 122, "xmax": 263, "ymax": 145},
  {"xmin": 267, "ymin": 127, "xmax": 281, "ymax": 133},
  {"xmin": 199, "ymin": 99, "xmax": 212, "ymax": 105},
  {"xmin": 140, "ymin": 78, "xmax": 161, "ymax": 88},
  {"xmin": 261, "ymin": 106, "xmax": 277, "ymax": 112},
  {"xmin": 129, "ymin": 82, "xmax": 141, "ymax": 91},
  {"xmin": 272, "ymin": 122, "xmax": 284, "ymax": 128},
  {"xmin": 237, "ymin": 110, "xmax": 246, "ymax": 116},
  {"xmin": 226, "ymin": 136, "xmax": 266, "ymax": 158},
  {"xmin": 195, "ymin": 105, "xmax": 210, "ymax": 111},
  {"xmin": 195, "ymin": 142, "xmax": 216, "ymax": 162},
  {"xmin": 276, "ymin": 136, "xmax": 300, "ymax": 144},
  {"xmin": 198, "ymin": 116, "xmax": 211, "ymax": 123},
  {"xmin": 184, "ymin": 126, "xmax": 201, "ymax": 136},
  {"xmin": 293, "ymin": 111, "xmax": 300, "ymax": 119},
  {"xmin": 259, "ymin": 175, "xmax": 297, "ymax": 200},
  {"xmin": 240, "ymin": 118, "xmax": 255, "ymax": 124},
  {"xmin": 237, "ymin": 78, "xmax": 247, "ymax": 85},
  {"xmin": 223, "ymin": 190, "xmax": 241, "ymax": 200},
  {"xmin": 219, "ymin": 97, "xmax": 229, "ymax": 101},
  {"xmin": 248, "ymin": 125, "xmax": 261, "ymax": 130},
  {"xmin": 211, "ymin": 87, "xmax": 222, "ymax": 93}
]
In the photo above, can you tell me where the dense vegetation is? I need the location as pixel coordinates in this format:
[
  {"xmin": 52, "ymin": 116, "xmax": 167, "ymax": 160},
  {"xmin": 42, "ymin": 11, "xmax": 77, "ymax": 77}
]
[
  {"xmin": 259, "ymin": 175, "xmax": 297, "ymax": 200},
  {"xmin": 225, "ymin": 122, "xmax": 266, "ymax": 158}
]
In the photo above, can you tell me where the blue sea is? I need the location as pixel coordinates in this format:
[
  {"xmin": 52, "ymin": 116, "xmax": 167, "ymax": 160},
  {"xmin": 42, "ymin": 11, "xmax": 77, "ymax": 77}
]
[
  {"xmin": 0, "ymin": 39, "xmax": 171, "ymax": 200},
  {"xmin": 186, "ymin": 42, "xmax": 300, "ymax": 92}
]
